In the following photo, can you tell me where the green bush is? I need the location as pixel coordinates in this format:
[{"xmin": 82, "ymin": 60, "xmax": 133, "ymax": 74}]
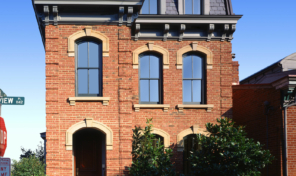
[
  {"xmin": 12, "ymin": 142, "xmax": 46, "ymax": 176},
  {"xmin": 187, "ymin": 117, "xmax": 274, "ymax": 176},
  {"xmin": 12, "ymin": 156, "xmax": 46, "ymax": 176},
  {"xmin": 129, "ymin": 118, "xmax": 176, "ymax": 176}
]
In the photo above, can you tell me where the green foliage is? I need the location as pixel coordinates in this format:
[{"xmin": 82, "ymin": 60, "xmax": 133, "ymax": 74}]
[
  {"xmin": 12, "ymin": 142, "xmax": 46, "ymax": 176},
  {"xmin": 129, "ymin": 118, "xmax": 176, "ymax": 176},
  {"xmin": 12, "ymin": 156, "xmax": 46, "ymax": 176},
  {"xmin": 187, "ymin": 117, "xmax": 274, "ymax": 176}
]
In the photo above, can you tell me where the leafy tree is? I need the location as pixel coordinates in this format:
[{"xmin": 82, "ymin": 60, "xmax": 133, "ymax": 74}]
[
  {"xmin": 12, "ymin": 142, "xmax": 46, "ymax": 176},
  {"xmin": 187, "ymin": 117, "xmax": 274, "ymax": 176},
  {"xmin": 129, "ymin": 118, "xmax": 176, "ymax": 176}
]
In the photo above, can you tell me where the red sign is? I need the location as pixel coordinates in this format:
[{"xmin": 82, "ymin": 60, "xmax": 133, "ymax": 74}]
[
  {"xmin": 0, "ymin": 117, "xmax": 7, "ymax": 157},
  {"xmin": 0, "ymin": 158, "xmax": 11, "ymax": 176}
]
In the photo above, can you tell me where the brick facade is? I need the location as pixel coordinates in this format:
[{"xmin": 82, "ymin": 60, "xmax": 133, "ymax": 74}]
[{"xmin": 45, "ymin": 24, "xmax": 237, "ymax": 176}]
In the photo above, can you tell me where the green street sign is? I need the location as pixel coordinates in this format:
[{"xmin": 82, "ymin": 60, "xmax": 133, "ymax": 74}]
[
  {"xmin": 0, "ymin": 89, "xmax": 7, "ymax": 97},
  {"xmin": 0, "ymin": 97, "xmax": 25, "ymax": 105}
]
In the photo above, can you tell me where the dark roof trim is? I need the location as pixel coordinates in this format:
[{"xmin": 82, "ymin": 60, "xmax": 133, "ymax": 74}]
[
  {"xmin": 32, "ymin": 0, "xmax": 45, "ymax": 48},
  {"xmin": 240, "ymin": 59, "xmax": 282, "ymax": 84},
  {"xmin": 226, "ymin": 0, "xmax": 234, "ymax": 15}
]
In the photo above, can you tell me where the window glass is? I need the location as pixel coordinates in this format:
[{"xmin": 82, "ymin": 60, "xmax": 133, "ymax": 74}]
[
  {"xmin": 78, "ymin": 42, "xmax": 88, "ymax": 67},
  {"xmin": 183, "ymin": 80, "xmax": 192, "ymax": 102},
  {"xmin": 185, "ymin": 0, "xmax": 193, "ymax": 14},
  {"xmin": 193, "ymin": 0, "xmax": 201, "ymax": 14},
  {"xmin": 89, "ymin": 70, "xmax": 99, "ymax": 94},
  {"xmin": 150, "ymin": 0, "xmax": 158, "ymax": 14},
  {"xmin": 193, "ymin": 56, "xmax": 202, "ymax": 78},
  {"xmin": 141, "ymin": 0, "xmax": 158, "ymax": 14},
  {"xmin": 183, "ymin": 53, "xmax": 204, "ymax": 103},
  {"xmin": 150, "ymin": 80, "xmax": 159, "ymax": 102},
  {"xmin": 152, "ymin": 134, "xmax": 164, "ymax": 147},
  {"xmin": 183, "ymin": 57, "xmax": 192, "ymax": 78},
  {"xmin": 89, "ymin": 42, "xmax": 99, "ymax": 68},
  {"xmin": 140, "ymin": 56, "xmax": 150, "ymax": 78},
  {"xmin": 140, "ymin": 80, "xmax": 149, "ymax": 102},
  {"xmin": 139, "ymin": 53, "xmax": 162, "ymax": 103},
  {"xmin": 78, "ymin": 69, "xmax": 88, "ymax": 94},
  {"xmin": 150, "ymin": 55, "xmax": 160, "ymax": 78},
  {"xmin": 192, "ymin": 80, "xmax": 201, "ymax": 103},
  {"xmin": 142, "ymin": 0, "xmax": 149, "ymax": 14}
]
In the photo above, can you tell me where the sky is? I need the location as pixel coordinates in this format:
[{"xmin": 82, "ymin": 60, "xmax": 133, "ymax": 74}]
[{"xmin": 0, "ymin": 0, "xmax": 296, "ymax": 161}]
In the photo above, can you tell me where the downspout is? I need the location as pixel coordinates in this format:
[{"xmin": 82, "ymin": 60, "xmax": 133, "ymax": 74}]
[{"xmin": 283, "ymin": 102, "xmax": 296, "ymax": 176}]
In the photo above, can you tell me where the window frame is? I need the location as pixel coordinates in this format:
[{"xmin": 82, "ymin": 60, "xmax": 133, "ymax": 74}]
[
  {"xmin": 75, "ymin": 38, "xmax": 103, "ymax": 97},
  {"xmin": 138, "ymin": 52, "xmax": 163, "ymax": 104},
  {"xmin": 182, "ymin": 52, "xmax": 206, "ymax": 104}
]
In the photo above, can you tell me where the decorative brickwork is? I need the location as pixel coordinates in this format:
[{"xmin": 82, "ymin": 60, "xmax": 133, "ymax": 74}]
[{"xmin": 45, "ymin": 24, "xmax": 236, "ymax": 175}]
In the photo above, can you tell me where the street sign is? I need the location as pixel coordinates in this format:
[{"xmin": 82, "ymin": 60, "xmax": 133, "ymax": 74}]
[
  {"xmin": 0, "ymin": 97, "xmax": 25, "ymax": 105},
  {"xmin": 0, "ymin": 90, "xmax": 7, "ymax": 98},
  {"xmin": 0, "ymin": 158, "xmax": 11, "ymax": 176},
  {"xmin": 0, "ymin": 117, "xmax": 7, "ymax": 157}
]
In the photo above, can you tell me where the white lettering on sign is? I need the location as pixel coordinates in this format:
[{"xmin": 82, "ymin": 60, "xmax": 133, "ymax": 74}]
[{"xmin": 8, "ymin": 99, "xmax": 13, "ymax": 104}]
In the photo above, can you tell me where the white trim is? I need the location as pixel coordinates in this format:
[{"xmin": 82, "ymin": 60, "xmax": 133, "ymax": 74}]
[
  {"xmin": 160, "ymin": 0, "xmax": 166, "ymax": 14},
  {"xmin": 177, "ymin": 104, "xmax": 214, "ymax": 112},
  {"xmin": 178, "ymin": 0, "xmax": 184, "ymax": 14},
  {"xmin": 203, "ymin": 0, "xmax": 210, "ymax": 15},
  {"xmin": 68, "ymin": 97, "xmax": 110, "ymax": 106},
  {"xmin": 133, "ymin": 104, "xmax": 170, "ymax": 112}
]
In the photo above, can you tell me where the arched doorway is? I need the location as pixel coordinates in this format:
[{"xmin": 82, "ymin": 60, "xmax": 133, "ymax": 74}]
[{"xmin": 74, "ymin": 128, "xmax": 106, "ymax": 176}]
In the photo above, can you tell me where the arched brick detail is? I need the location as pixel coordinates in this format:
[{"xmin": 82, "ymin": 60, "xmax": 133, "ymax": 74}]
[
  {"xmin": 65, "ymin": 118, "xmax": 113, "ymax": 151},
  {"xmin": 132, "ymin": 42, "xmax": 169, "ymax": 69},
  {"xmin": 151, "ymin": 128, "xmax": 170, "ymax": 148},
  {"xmin": 176, "ymin": 42, "xmax": 213, "ymax": 69},
  {"xmin": 68, "ymin": 26, "xmax": 109, "ymax": 57},
  {"xmin": 177, "ymin": 125, "xmax": 209, "ymax": 151}
]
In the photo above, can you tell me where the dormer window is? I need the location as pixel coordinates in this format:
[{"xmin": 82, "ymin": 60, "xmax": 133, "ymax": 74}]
[
  {"xmin": 141, "ymin": 0, "xmax": 158, "ymax": 14},
  {"xmin": 184, "ymin": 0, "xmax": 201, "ymax": 14}
]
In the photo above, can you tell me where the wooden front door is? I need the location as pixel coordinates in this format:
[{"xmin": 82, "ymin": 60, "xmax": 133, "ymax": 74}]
[{"xmin": 74, "ymin": 129, "xmax": 105, "ymax": 176}]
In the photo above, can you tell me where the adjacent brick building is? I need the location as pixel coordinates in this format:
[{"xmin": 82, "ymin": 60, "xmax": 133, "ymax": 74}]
[
  {"xmin": 233, "ymin": 53, "xmax": 296, "ymax": 176},
  {"xmin": 33, "ymin": 0, "xmax": 242, "ymax": 175}
]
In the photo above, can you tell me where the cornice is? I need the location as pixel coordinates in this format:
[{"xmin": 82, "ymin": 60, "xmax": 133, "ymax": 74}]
[{"xmin": 34, "ymin": 0, "xmax": 143, "ymax": 5}]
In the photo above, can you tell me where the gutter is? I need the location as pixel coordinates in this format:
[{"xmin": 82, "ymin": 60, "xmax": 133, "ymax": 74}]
[{"xmin": 283, "ymin": 102, "xmax": 296, "ymax": 176}]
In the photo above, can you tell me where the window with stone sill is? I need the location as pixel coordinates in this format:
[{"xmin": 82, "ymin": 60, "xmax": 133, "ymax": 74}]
[
  {"xmin": 182, "ymin": 52, "xmax": 205, "ymax": 104},
  {"xmin": 139, "ymin": 52, "xmax": 163, "ymax": 104},
  {"xmin": 76, "ymin": 39, "xmax": 102, "ymax": 97}
]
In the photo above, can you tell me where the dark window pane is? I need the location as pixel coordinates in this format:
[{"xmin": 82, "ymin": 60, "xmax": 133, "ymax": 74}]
[
  {"xmin": 78, "ymin": 69, "xmax": 88, "ymax": 94},
  {"xmin": 78, "ymin": 42, "xmax": 88, "ymax": 67},
  {"xmin": 150, "ymin": 55, "xmax": 160, "ymax": 78},
  {"xmin": 193, "ymin": 0, "xmax": 201, "ymax": 14},
  {"xmin": 193, "ymin": 55, "xmax": 202, "ymax": 78},
  {"xmin": 140, "ymin": 80, "xmax": 149, "ymax": 102},
  {"xmin": 142, "ymin": 0, "xmax": 149, "ymax": 14},
  {"xmin": 183, "ymin": 80, "xmax": 192, "ymax": 102},
  {"xmin": 140, "ymin": 56, "xmax": 150, "ymax": 78},
  {"xmin": 192, "ymin": 80, "xmax": 201, "ymax": 103},
  {"xmin": 89, "ymin": 69, "xmax": 99, "ymax": 94},
  {"xmin": 150, "ymin": 0, "xmax": 158, "ymax": 14},
  {"xmin": 183, "ymin": 56, "xmax": 193, "ymax": 78},
  {"xmin": 185, "ymin": 0, "xmax": 193, "ymax": 14},
  {"xmin": 150, "ymin": 80, "xmax": 159, "ymax": 102},
  {"xmin": 89, "ymin": 42, "xmax": 100, "ymax": 68}
]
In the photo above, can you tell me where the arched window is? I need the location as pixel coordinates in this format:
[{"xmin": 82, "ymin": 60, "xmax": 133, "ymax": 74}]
[
  {"xmin": 183, "ymin": 134, "xmax": 201, "ymax": 175},
  {"xmin": 182, "ymin": 53, "xmax": 205, "ymax": 104},
  {"xmin": 139, "ymin": 53, "xmax": 162, "ymax": 104},
  {"xmin": 141, "ymin": 0, "xmax": 158, "ymax": 14},
  {"xmin": 76, "ymin": 39, "xmax": 102, "ymax": 96},
  {"xmin": 152, "ymin": 134, "xmax": 164, "ymax": 147}
]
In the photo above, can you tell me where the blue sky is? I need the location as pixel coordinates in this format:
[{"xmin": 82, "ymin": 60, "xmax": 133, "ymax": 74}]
[{"xmin": 0, "ymin": 0, "xmax": 295, "ymax": 161}]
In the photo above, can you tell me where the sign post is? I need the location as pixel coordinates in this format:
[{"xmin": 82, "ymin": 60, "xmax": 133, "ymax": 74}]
[{"xmin": 0, "ymin": 158, "xmax": 11, "ymax": 176}]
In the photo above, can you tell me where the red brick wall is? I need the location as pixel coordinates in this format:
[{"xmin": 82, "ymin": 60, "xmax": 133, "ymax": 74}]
[
  {"xmin": 45, "ymin": 24, "xmax": 236, "ymax": 176},
  {"xmin": 232, "ymin": 61, "xmax": 239, "ymax": 85},
  {"xmin": 287, "ymin": 106, "xmax": 296, "ymax": 175},
  {"xmin": 233, "ymin": 85, "xmax": 284, "ymax": 176}
]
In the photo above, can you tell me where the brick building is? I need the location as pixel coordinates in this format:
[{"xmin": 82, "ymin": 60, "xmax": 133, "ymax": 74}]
[
  {"xmin": 233, "ymin": 53, "xmax": 296, "ymax": 176},
  {"xmin": 32, "ymin": 0, "xmax": 242, "ymax": 175}
]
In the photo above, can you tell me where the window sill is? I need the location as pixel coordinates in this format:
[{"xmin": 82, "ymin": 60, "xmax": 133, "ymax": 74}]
[
  {"xmin": 133, "ymin": 104, "xmax": 170, "ymax": 112},
  {"xmin": 177, "ymin": 104, "xmax": 214, "ymax": 113},
  {"xmin": 68, "ymin": 97, "xmax": 110, "ymax": 106}
]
